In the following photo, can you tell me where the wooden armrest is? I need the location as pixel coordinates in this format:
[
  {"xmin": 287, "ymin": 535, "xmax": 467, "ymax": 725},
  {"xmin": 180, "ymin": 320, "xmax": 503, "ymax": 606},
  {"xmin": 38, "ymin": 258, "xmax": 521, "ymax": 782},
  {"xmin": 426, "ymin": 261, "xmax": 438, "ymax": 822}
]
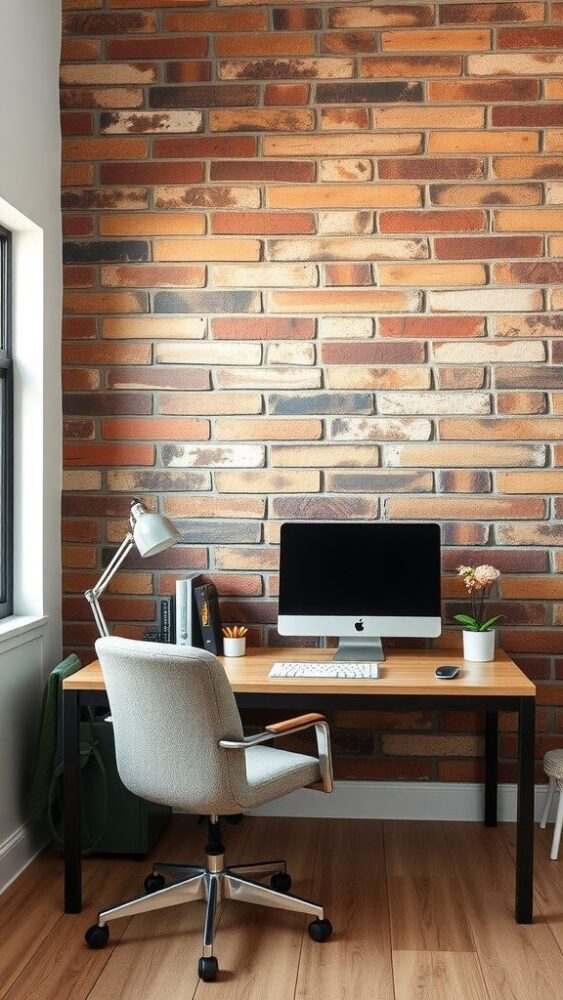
[{"xmin": 265, "ymin": 713, "xmax": 326, "ymax": 735}]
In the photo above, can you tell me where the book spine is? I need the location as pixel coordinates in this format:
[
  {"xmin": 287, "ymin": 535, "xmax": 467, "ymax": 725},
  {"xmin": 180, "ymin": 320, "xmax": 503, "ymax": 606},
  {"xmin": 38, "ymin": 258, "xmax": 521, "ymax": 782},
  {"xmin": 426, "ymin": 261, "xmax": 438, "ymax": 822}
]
[
  {"xmin": 159, "ymin": 598, "xmax": 170, "ymax": 643},
  {"xmin": 194, "ymin": 584, "xmax": 223, "ymax": 656},
  {"xmin": 169, "ymin": 595, "xmax": 175, "ymax": 643},
  {"xmin": 176, "ymin": 579, "xmax": 188, "ymax": 644}
]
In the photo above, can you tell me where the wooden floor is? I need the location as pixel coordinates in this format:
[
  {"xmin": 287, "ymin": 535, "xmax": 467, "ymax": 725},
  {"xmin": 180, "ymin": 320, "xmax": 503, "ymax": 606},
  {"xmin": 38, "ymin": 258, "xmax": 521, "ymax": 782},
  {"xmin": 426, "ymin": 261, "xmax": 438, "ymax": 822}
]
[{"xmin": 2, "ymin": 816, "xmax": 563, "ymax": 1000}]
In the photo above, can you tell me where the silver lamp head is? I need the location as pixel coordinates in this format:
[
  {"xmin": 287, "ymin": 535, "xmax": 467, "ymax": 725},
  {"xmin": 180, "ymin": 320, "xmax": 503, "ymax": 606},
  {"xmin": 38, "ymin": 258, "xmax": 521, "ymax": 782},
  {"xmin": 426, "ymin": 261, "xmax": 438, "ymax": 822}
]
[{"xmin": 130, "ymin": 499, "xmax": 182, "ymax": 558}]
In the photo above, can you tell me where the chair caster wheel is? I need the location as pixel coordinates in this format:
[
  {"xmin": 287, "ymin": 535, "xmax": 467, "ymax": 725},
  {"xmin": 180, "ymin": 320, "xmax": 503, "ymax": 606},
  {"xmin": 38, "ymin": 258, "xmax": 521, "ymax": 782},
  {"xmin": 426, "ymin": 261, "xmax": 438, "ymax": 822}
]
[
  {"xmin": 225, "ymin": 813, "xmax": 244, "ymax": 825},
  {"xmin": 85, "ymin": 924, "xmax": 109, "ymax": 949},
  {"xmin": 144, "ymin": 873, "xmax": 165, "ymax": 893},
  {"xmin": 198, "ymin": 956, "xmax": 218, "ymax": 981},
  {"xmin": 308, "ymin": 918, "xmax": 332, "ymax": 943},
  {"xmin": 271, "ymin": 871, "xmax": 292, "ymax": 892}
]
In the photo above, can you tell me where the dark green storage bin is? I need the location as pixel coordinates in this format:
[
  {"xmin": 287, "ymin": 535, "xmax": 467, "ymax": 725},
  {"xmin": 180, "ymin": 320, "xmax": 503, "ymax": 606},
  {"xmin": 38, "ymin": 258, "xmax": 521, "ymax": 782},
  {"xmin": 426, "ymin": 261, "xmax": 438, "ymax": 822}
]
[{"xmin": 79, "ymin": 714, "xmax": 171, "ymax": 856}]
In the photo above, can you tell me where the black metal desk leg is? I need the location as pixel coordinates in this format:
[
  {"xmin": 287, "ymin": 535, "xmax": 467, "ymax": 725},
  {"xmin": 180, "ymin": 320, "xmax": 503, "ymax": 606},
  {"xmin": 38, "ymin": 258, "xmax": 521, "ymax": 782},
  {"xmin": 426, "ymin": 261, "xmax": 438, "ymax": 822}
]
[
  {"xmin": 485, "ymin": 710, "xmax": 498, "ymax": 827},
  {"xmin": 64, "ymin": 690, "xmax": 82, "ymax": 913},
  {"xmin": 515, "ymin": 696, "xmax": 535, "ymax": 924}
]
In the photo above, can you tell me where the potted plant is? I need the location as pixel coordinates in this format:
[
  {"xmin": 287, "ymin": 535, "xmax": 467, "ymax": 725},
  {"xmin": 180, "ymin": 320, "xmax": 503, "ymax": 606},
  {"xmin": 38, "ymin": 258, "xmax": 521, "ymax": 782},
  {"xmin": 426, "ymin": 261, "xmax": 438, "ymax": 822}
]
[{"xmin": 455, "ymin": 564, "xmax": 501, "ymax": 662}]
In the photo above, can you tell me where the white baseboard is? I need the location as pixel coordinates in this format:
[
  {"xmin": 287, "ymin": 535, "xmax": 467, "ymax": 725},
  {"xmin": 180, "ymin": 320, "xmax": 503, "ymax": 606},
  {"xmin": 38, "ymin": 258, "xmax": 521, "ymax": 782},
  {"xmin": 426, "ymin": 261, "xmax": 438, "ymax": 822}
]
[
  {"xmin": 0, "ymin": 820, "xmax": 49, "ymax": 895},
  {"xmin": 250, "ymin": 780, "xmax": 552, "ymax": 824}
]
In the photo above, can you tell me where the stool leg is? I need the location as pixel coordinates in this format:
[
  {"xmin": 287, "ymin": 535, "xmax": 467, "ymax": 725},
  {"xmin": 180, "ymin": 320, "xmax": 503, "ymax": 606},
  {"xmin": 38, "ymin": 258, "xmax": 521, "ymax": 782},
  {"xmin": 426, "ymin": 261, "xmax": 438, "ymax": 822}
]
[
  {"xmin": 550, "ymin": 782, "xmax": 563, "ymax": 861},
  {"xmin": 541, "ymin": 776, "xmax": 556, "ymax": 829}
]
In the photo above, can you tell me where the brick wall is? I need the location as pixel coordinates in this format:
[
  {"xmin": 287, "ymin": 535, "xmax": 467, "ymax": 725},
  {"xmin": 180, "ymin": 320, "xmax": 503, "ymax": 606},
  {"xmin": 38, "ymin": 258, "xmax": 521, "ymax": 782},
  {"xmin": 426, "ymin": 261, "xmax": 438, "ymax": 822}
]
[{"xmin": 61, "ymin": 0, "xmax": 563, "ymax": 783}]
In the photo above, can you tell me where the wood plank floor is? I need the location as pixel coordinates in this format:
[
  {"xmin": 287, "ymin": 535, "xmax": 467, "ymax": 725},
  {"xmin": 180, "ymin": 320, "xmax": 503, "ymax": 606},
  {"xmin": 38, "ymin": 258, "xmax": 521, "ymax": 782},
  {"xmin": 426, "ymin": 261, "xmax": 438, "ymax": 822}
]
[{"xmin": 3, "ymin": 816, "xmax": 563, "ymax": 1000}]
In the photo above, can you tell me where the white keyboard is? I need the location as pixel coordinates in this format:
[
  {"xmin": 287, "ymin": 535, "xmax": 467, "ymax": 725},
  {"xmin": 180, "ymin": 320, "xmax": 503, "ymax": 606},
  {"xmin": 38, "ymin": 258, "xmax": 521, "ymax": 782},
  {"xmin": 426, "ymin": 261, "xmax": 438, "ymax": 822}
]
[{"xmin": 269, "ymin": 661, "xmax": 380, "ymax": 679}]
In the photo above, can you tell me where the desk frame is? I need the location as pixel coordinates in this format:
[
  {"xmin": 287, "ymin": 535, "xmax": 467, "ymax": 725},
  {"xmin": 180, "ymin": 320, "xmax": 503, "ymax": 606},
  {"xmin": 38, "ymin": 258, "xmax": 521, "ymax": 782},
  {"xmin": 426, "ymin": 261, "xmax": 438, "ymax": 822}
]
[{"xmin": 63, "ymin": 685, "xmax": 535, "ymax": 924}]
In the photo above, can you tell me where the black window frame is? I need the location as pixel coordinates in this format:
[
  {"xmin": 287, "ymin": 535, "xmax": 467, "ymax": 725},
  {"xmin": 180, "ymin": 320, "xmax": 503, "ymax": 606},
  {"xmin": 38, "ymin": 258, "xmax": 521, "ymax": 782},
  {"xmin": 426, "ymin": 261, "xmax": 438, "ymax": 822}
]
[{"xmin": 0, "ymin": 225, "xmax": 13, "ymax": 619}]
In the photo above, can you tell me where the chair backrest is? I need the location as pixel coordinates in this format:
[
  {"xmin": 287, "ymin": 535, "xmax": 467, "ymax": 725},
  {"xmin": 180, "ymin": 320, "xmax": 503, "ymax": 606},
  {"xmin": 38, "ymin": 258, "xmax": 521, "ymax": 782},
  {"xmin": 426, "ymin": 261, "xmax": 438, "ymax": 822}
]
[{"xmin": 95, "ymin": 636, "xmax": 247, "ymax": 814}]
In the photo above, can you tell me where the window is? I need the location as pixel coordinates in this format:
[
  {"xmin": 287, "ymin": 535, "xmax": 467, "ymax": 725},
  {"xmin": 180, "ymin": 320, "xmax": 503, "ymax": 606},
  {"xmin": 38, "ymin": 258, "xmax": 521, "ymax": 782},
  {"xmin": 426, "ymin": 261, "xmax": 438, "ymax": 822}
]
[{"xmin": 0, "ymin": 225, "xmax": 13, "ymax": 618}]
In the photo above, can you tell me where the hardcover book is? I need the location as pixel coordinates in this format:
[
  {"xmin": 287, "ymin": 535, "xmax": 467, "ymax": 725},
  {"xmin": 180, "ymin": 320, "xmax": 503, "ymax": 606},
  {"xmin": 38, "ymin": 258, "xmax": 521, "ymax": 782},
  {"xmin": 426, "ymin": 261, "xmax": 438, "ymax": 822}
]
[
  {"xmin": 175, "ymin": 574, "xmax": 204, "ymax": 648},
  {"xmin": 194, "ymin": 583, "xmax": 223, "ymax": 656}
]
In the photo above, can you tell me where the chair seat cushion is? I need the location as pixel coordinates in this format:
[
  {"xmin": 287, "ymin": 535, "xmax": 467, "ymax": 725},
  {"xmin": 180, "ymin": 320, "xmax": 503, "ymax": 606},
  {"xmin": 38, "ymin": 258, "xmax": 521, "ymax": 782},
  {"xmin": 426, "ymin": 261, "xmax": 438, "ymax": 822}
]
[
  {"xmin": 241, "ymin": 745, "xmax": 321, "ymax": 808},
  {"xmin": 544, "ymin": 748, "xmax": 563, "ymax": 779}
]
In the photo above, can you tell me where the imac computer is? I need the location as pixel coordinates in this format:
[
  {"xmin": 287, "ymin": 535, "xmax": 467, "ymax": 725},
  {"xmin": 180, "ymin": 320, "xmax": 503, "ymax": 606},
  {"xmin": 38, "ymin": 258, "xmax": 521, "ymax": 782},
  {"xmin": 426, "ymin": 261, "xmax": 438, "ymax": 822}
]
[{"xmin": 277, "ymin": 522, "xmax": 441, "ymax": 662}]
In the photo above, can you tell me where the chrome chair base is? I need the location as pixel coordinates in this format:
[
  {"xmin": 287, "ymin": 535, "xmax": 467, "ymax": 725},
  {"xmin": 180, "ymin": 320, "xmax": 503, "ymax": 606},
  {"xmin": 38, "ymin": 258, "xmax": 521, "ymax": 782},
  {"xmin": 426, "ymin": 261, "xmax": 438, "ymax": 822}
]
[{"xmin": 88, "ymin": 852, "xmax": 327, "ymax": 977}]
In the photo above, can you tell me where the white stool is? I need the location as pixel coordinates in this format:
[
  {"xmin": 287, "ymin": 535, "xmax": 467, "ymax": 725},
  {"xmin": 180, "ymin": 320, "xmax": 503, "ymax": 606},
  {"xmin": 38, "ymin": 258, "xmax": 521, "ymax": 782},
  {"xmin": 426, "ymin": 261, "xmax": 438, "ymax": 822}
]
[{"xmin": 540, "ymin": 749, "xmax": 563, "ymax": 860}]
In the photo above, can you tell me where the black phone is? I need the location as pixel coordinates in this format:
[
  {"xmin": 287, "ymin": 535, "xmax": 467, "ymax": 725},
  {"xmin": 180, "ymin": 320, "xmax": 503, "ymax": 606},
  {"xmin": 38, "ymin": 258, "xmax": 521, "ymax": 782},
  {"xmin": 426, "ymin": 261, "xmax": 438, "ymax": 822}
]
[{"xmin": 435, "ymin": 665, "xmax": 460, "ymax": 680}]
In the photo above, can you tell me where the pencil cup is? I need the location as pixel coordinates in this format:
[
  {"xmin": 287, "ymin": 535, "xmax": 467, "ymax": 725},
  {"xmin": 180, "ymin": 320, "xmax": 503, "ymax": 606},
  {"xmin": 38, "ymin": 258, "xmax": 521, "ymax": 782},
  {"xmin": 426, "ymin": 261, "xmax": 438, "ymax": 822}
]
[{"xmin": 223, "ymin": 636, "xmax": 246, "ymax": 657}]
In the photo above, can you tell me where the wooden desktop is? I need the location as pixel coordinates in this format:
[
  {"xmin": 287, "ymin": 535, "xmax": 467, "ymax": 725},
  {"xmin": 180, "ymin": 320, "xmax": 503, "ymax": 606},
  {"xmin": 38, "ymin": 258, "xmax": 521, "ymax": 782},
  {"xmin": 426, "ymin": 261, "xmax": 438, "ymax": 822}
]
[{"xmin": 63, "ymin": 646, "xmax": 535, "ymax": 923}]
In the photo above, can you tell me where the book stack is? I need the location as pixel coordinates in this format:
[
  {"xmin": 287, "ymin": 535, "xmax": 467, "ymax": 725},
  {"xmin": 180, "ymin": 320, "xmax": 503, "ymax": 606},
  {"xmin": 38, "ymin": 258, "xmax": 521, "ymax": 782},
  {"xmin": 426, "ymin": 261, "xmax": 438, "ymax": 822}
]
[{"xmin": 145, "ymin": 575, "xmax": 224, "ymax": 653}]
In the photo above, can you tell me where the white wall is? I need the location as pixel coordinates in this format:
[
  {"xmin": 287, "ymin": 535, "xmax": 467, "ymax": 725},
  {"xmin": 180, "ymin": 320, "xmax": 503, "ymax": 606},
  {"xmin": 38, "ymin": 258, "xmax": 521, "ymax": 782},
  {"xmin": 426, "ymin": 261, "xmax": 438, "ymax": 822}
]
[{"xmin": 0, "ymin": 0, "xmax": 62, "ymax": 890}]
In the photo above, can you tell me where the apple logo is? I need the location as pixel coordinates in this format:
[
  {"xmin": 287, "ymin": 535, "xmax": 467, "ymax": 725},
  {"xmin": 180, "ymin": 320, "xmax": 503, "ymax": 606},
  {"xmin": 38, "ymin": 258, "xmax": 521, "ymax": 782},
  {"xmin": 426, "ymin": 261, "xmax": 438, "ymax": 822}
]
[{"xmin": 355, "ymin": 619, "xmax": 364, "ymax": 632}]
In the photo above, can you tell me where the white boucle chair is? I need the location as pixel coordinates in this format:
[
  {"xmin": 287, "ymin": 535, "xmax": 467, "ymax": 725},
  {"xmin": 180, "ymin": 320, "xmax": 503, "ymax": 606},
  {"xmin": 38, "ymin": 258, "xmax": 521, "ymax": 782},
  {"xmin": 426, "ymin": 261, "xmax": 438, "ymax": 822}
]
[
  {"xmin": 540, "ymin": 749, "xmax": 563, "ymax": 861},
  {"xmin": 84, "ymin": 636, "xmax": 334, "ymax": 982}
]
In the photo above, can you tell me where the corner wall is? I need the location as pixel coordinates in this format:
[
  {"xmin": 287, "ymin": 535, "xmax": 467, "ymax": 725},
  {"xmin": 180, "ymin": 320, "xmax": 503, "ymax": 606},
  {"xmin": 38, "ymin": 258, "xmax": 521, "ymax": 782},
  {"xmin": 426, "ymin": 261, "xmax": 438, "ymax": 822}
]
[
  {"xmin": 0, "ymin": 0, "xmax": 62, "ymax": 888},
  {"xmin": 61, "ymin": 1, "xmax": 563, "ymax": 785}
]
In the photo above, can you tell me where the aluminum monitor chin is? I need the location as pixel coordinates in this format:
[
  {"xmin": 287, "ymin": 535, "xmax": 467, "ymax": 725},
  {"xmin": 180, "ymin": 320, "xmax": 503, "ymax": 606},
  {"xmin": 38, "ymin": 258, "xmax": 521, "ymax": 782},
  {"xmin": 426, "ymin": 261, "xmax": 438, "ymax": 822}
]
[{"xmin": 277, "ymin": 522, "xmax": 442, "ymax": 662}]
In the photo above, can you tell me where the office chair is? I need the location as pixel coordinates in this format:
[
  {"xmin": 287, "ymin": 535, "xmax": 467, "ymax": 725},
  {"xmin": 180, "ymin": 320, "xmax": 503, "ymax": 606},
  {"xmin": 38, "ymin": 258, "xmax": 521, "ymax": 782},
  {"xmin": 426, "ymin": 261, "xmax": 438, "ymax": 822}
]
[{"xmin": 84, "ymin": 637, "xmax": 334, "ymax": 981}]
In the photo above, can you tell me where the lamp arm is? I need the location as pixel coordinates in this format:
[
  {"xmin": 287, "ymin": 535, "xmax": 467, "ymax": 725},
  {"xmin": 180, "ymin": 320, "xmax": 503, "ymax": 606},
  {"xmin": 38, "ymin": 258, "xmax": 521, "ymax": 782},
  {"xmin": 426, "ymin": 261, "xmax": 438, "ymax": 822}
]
[
  {"xmin": 91, "ymin": 532, "xmax": 134, "ymax": 600},
  {"xmin": 84, "ymin": 532, "xmax": 135, "ymax": 638}
]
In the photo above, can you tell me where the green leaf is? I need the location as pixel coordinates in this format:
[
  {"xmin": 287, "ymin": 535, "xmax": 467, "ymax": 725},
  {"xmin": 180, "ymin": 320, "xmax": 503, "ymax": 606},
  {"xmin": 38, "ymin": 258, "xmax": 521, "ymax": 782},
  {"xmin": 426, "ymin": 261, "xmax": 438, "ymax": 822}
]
[
  {"xmin": 454, "ymin": 614, "xmax": 479, "ymax": 630},
  {"xmin": 479, "ymin": 615, "xmax": 501, "ymax": 632}
]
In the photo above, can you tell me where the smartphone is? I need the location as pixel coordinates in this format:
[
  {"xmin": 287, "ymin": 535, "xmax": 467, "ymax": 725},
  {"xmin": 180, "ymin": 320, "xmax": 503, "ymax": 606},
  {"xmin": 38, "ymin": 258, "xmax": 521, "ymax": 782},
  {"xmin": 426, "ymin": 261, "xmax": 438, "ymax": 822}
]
[{"xmin": 435, "ymin": 665, "xmax": 460, "ymax": 680}]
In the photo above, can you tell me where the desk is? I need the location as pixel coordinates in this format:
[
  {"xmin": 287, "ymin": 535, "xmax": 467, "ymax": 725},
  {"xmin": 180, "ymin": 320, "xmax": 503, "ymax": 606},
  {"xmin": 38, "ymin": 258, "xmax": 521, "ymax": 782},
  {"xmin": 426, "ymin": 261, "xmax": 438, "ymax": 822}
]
[{"xmin": 63, "ymin": 647, "xmax": 536, "ymax": 923}]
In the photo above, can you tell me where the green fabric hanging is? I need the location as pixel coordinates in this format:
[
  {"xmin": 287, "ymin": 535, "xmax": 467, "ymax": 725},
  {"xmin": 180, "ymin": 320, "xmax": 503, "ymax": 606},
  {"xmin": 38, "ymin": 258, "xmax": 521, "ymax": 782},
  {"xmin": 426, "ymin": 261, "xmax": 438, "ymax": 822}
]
[{"xmin": 26, "ymin": 653, "xmax": 82, "ymax": 821}]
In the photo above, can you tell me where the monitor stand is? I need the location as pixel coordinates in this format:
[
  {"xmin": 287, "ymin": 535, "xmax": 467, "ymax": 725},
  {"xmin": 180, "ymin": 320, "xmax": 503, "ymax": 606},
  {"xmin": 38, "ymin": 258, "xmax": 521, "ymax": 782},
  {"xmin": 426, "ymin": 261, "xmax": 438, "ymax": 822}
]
[{"xmin": 333, "ymin": 636, "xmax": 385, "ymax": 662}]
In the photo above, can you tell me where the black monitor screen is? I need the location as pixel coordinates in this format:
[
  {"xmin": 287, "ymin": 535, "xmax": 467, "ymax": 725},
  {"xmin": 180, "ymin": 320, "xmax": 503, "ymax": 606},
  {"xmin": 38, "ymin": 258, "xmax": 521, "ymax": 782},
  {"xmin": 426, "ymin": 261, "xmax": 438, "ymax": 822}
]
[{"xmin": 279, "ymin": 523, "xmax": 441, "ymax": 618}]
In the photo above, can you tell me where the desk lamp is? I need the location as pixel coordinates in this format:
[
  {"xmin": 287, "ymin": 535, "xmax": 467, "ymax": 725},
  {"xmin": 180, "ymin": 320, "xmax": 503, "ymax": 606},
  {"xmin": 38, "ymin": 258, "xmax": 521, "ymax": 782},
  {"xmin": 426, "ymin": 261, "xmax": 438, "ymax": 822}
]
[{"xmin": 85, "ymin": 498, "xmax": 181, "ymax": 637}]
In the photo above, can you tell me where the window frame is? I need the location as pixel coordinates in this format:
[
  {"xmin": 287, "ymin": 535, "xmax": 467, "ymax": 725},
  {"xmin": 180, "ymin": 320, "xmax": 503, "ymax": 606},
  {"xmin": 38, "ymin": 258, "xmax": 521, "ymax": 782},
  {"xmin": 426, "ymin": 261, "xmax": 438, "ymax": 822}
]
[{"xmin": 0, "ymin": 224, "xmax": 13, "ymax": 618}]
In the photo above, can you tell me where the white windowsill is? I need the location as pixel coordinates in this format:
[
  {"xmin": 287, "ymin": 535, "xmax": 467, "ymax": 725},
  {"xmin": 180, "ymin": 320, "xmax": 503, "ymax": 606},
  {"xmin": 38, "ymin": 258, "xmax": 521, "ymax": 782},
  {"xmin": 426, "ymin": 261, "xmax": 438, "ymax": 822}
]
[{"xmin": 0, "ymin": 615, "xmax": 49, "ymax": 646}]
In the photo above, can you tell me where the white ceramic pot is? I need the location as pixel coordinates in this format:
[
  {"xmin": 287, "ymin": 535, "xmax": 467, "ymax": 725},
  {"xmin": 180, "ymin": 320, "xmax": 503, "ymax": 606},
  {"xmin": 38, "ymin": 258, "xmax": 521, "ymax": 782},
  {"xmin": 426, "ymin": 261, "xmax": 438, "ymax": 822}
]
[
  {"xmin": 223, "ymin": 636, "xmax": 246, "ymax": 657},
  {"xmin": 462, "ymin": 629, "xmax": 495, "ymax": 662}
]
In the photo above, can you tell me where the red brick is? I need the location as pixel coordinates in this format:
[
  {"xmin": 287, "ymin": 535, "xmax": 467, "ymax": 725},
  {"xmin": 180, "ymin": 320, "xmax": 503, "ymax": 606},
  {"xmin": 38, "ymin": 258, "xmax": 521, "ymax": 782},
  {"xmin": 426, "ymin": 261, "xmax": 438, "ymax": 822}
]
[
  {"xmin": 497, "ymin": 27, "xmax": 563, "ymax": 47},
  {"xmin": 61, "ymin": 164, "xmax": 93, "ymax": 185},
  {"xmin": 107, "ymin": 36, "xmax": 208, "ymax": 59},
  {"xmin": 63, "ymin": 317, "xmax": 96, "ymax": 341},
  {"xmin": 62, "ymin": 369, "xmax": 100, "ymax": 391},
  {"xmin": 61, "ymin": 38, "xmax": 101, "ymax": 60},
  {"xmin": 62, "ymin": 520, "xmax": 100, "ymax": 544},
  {"xmin": 63, "ymin": 266, "xmax": 95, "ymax": 289},
  {"xmin": 154, "ymin": 136, "xmax": 256, "ymax": 159},
  {"xmin": 493, "ymin": 105, "xmax": 563, "ymax": 126},
  {"xmin": 264, "ymin": 84, "xmax": 310, "ymax": 105},
  {"xmin": 210, "ymin": 161, "xmax": 314, "ymax": 182},
  {"xmin": 63, "ymin": 417, "xmax": 95, "ymax": 440},
  {"xmin": 61, "ymin": 112, "xmax": 93, "ymax": 137},
  {"xmin": 379, "ymin": 158, "xmax": 485, "ymax": 181},
  {"xmin": 211, "ymin": 318, "xmax": 314, "ymax": 341},
  {"xmin": 380, "ymin": 210, "xmax": 486, "ymax": 234},
  {"xmin": 64, "ymin": 443, "xmax": 155, "ymax": 467},
  {"xmin": 163, "ymin": 63, "xmax": 211, "ymax": 83},
  {"xmin": 102, "ymin": 418, "xmax": 209, "ymax": 441},
  {"xmin": 100, "ymin": 162, "xmax": 204, "ymax": 185},
  {"xmin": 322, "ymin": 342, "xmax": 425, "ymax": 364},
  {"xmin": 429, "ymin": 78, "xmax": 540, "ymax": 101},
  {"xmin": 101, "ymin": 264, "xmax": 205, "ymax": 288},
  {"xmin": 62, "ymin": 12, "xmax": 157, "ymax": 34},
  {"xmin": 441, "ymin": 3, "xmax": 546, "ymax": 23},
  {"xmin": 380, "ymin": 316, "xmax": 484, "ymax": 338},
  {"xmin": 62, "ymin": 342, "xmax": 151, "ymax": 366},
  {"xmin": 322, "ymin": 32, "xmax": 378, "ymax": 54},
  {"xmin": 330, "ymin": 7, "xmax": 434, "ymax": 29},
  {"xmin": 435, "ymin": 236, "xmax": 543, "ymax": 259},
  {"xmin": 62, "ymin": 208, "xmax": 93, "ymax": 239},
  {"xmin": 361, "ymin": 55, "xmax": 462, "ymax": 77},
  {"xmin": 324, "ymin": 263, "xmax": 372, "ymax": 286},
  {"xmin": 273, "ymin": 8, "xmax": 321, "ymax": 30},
  {"xmin": 164, "ymin": 11, "xmax": 267, "ymax": 32},
  {"xmin": 212, "ymin": 213, "xmax": 315, "ymax": 235}
]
